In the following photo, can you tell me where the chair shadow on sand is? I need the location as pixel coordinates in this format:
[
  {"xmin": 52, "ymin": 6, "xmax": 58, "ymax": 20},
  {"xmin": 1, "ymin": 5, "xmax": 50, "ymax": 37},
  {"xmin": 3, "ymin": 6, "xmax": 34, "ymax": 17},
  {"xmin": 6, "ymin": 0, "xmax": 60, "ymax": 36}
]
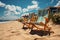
[
  {"xmin": 22, "ymin": 24, "xmax": 54, "ymax": 36},
  {"xmin": 30, "ymin": 30, "xmax": 52, "ymax": 36}
]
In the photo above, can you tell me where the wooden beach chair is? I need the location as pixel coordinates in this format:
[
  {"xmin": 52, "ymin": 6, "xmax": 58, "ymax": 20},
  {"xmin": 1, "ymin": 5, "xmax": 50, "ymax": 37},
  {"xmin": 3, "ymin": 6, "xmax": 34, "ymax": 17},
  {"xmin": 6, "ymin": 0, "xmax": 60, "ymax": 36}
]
[{"xmin": 22, "ymin": 15, "xmax": 54, "ymax": 36}]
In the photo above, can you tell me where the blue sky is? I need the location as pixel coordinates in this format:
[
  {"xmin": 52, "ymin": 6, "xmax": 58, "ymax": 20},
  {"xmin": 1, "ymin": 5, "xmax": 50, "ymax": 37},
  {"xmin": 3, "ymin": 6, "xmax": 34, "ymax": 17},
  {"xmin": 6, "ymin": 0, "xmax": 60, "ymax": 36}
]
[{"xmin": 0, "ymin": 0, "xmax": 60, "ymax": 20}]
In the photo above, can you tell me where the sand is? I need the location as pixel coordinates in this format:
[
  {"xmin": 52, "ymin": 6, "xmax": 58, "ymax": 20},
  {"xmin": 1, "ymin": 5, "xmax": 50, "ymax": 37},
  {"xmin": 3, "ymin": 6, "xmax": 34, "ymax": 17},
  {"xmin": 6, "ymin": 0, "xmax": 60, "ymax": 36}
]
[{"xmin": 0, "ymin": 21, "xmax": 60, "ymax": 40}]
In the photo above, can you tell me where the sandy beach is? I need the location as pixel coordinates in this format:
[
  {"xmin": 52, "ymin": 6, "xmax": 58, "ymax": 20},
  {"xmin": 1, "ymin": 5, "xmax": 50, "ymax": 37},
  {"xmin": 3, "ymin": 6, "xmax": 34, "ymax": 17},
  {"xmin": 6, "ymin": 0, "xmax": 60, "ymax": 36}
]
[{"xmin": 0, "ymin": 21, "xmax": 60, "ymax": 40}]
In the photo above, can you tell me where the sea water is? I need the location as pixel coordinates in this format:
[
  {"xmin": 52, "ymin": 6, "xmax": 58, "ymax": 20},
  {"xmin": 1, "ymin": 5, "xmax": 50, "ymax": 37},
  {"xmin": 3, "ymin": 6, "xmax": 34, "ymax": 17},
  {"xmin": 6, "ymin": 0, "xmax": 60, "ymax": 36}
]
[{"xmin": 0, "ymin": 20, "xmax": 10, "ymax": 23}]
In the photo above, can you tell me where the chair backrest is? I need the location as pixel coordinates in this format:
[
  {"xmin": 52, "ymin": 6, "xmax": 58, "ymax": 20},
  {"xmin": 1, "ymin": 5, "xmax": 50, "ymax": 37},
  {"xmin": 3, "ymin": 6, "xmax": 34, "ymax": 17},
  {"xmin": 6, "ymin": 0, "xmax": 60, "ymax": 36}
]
[{"xmin": 30, "ymin": 15, "xmax": 38, "ymax": 23}]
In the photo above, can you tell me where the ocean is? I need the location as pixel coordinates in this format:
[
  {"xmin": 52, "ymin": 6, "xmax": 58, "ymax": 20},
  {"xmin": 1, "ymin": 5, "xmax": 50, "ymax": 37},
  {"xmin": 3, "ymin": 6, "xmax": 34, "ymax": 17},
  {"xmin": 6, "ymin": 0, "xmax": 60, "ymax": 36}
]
[{"xmin": 0, "ymin": 20, "xmax": 11, "ymax": 23}]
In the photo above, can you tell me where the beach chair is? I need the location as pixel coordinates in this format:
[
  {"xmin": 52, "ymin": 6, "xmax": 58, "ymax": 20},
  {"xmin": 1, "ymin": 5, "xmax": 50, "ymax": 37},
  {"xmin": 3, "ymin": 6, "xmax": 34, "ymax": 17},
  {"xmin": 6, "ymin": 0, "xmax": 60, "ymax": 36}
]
[
  {"xmin": 22, "ymin": 14, "xmax": 38, "ymax": 30},
  {"xmin": 22, "ymin": 15, "xmax": 54, "ymax": 36}
]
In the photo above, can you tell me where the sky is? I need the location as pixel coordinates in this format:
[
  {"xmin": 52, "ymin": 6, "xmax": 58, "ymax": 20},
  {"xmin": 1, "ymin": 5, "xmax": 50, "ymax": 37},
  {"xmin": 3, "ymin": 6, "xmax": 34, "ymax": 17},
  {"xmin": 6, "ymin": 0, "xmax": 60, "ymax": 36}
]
[{"xmin": 0, "ymin": 0, "xmax": 60, "ymax": 20}]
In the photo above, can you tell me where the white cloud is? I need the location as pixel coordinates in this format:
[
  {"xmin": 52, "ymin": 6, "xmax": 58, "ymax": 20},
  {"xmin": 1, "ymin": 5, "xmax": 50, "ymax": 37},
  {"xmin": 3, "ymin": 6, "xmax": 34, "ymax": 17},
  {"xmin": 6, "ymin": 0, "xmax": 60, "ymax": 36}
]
[
  {"xmin": 23, "ymin": 8, "xmax": 28, "ymax": 12},
  {"xmin": 32, "ymin": 1, "xmax": 38, "ymax": 5},
  {"xmin": 4, "ymin": 0, "xmax": 39, "ymax": 15},
  {"xmin": 16, "ymin": 6, "xmax": 22, "ymax": 12},
  {"xmin": 0, "ymin": 1, "xmax": 22, "ymax": 20},
  {"xmin": 14, "ymin": 11, "xmax": 20, "ymax": 14},
  {"xmin": 4, "ymin": 11, "xmax": 20, "ymax": 16},
  {"xmin": 5, "ymin": 5, "xmax": 16, "ymax": 11},
  {"xmin": 27, "ymin": 4, "xmax": 38, "ymax": 10},
  {"xmin": 0, "ymin": 1, "xmax": 39, "ymax": 20},
  {"xmin": 55, "ymin": 1, "xmax": 60, "ymax": 7},
  {"xmin": 5, "ymin": 5, "xmax": 22, "ymax": 15},
  {"xmin": 0, "ymin": 1, "xmax": 5, "ymax": 7},
  {"xmin": 22, "ymin": 1, "xmax": 39, "ymax": 13},
  {"xmin": 4, "ymin": 11, "xmax": 12, "ymax": 16},
  {"xmin": 21, "ymin": 13, "xmax": 29, "ymax": 16},
  {"xmin": 27, "ymin": 0, "xmax": 39, "ymax": 10}
]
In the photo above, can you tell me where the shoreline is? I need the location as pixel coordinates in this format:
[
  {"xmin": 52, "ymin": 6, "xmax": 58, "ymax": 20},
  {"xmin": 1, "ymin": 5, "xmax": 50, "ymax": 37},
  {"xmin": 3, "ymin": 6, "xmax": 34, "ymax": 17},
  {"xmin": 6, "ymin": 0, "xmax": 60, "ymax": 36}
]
[{"xmin": 0, "ymin": 20, "xmax": 17, "ymax": 24}]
